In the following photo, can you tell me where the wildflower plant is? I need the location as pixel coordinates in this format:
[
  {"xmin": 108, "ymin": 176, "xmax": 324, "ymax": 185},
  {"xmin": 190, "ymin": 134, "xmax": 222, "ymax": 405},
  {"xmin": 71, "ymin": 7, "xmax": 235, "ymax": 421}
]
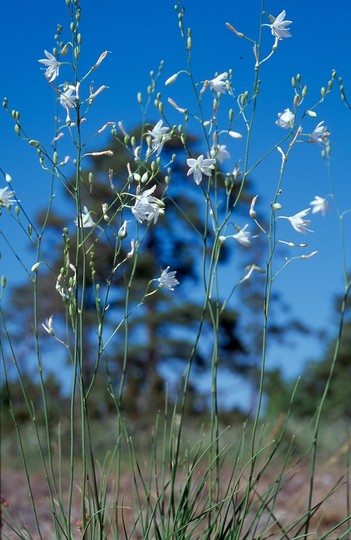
[{"xmin": 1, "ymin": 1, "xmax": 351, "ymax": 539}]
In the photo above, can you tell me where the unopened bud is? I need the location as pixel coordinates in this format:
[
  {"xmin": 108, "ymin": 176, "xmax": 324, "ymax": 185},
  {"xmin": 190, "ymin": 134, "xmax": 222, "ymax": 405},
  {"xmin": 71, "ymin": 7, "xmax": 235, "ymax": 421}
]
[
  {"xmin": 306, "ymin": 110, "xmax": 317, "ymax": 118},
  {"xmin": 118, "ymin": 220, "xmax": 128, "ymax": 239},
  {"xmin": 302, "ymin": 85, "xmax": 308, "ymax": 97},
  {"xmin": 31, "ymin": 262, "xmax": 41, "ymax": 272},
  {"xmin": 249, "ymin": 195, "xmax": 258, "ymax": 219},
  {"xmin": 5, "ymin": 173, "xmax": 12, "ymax": 183},
  {"xmin": 301, "ymin": 250, "xmax": 318, "ymax": 259},
  {"xmin": 137, "ymin": 92, "xmax": 142, "ymax": 104},
  {"xmin": 226, "ymin": 22, "xmax": 244, "ymax": 38},
  {"xmin": 1, "ymin": 275, "xmax": 7, "ymax": 289},
  {"xmin": 321, "ymin": 87, "xmax": 326, "ymax": 97},
  {"xmin": 165, "ymin": 72, "xmax": 179, "ymax": 86},
  {"xmin": 294, "ymin": 94, "xmax": 300, "ymax": 107},
  {"xmin": 272, "ymin": 203, "xmax": 282, "ymax": 211}
]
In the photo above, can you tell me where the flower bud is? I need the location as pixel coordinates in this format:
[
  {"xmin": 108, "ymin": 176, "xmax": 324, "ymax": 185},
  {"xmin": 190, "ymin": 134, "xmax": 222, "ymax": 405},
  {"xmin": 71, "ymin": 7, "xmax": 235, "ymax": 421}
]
[
  {"xmin": 321, "ymin": 87, "xmax": 326, "ymax": 97},
  {"xmin": 5, "ymin": 173, "xmax": 12, "ymax": 183},
  {"xmin": 302, "ymin": 85, "xmax": 308, "ymax": 97},
  {"xmin": 165, "ymin": 72, "xmax": 179, "ymax": 86},
  {"xmin": 272, "ymin": 203, "xmax": 282, "ymax": 211},
  {"xmin": 118, "ymin": 220, "xmax": 128, "ymax": 239},
  {"xmin": 29, "ymin": 140, "xmax": 40, "ymax": 147},
  {"xmin": 61, "ymin": 43, "xmax": 69, "ymax": 56},
  {"xmin": 294, "ymin": 94, "xmax": 300, "ymax": 107},
  {"xmin": 137, "ymin": 92, "xmax": 142, "ymax": 104},
  {"xmin": 31, "ymin": 262, "xmax": 41, "ymax": 272},
  {"xmin": 249, "ymin": 195, "xmax": 258, "ymax": 219},
  {"xmin": 306, "ymin": 110, "xmax": 317, "ymax": 118},
  {"xmin": 1, "ymin": 275, "xmax": 7, "ymax": 289}
]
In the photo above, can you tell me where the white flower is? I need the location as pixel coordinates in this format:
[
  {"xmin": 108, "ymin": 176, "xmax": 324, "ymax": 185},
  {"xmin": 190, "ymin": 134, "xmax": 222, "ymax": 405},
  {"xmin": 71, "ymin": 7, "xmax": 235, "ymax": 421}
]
[
  {"xmin": 208, "ymin": 72, "xmax": 228, "ymax": 94},
  {"xmin": 309, "ymin": 121, "xmax": 330, "ymax": 145},
  {"xmin": 132, "ymin": 185, "xmax": 164, "ymax": 224},
  {"xmin": 310, "ymin": 196, "xmax": 328, "ymax": 216},
  {"xmin": 233, "ymin": 224, "xmax": 255, "ymax": 247},
  {"xmin": 0, "ymin": 186, "xmax": 16, "ymax": 207},
  {"xmin": 210, "ymin": 144, "xmax": 230, "ymax": 164},
  {"xmin": 279, "ymin": 208, "xmax": 313, "ymax": 234},
  {"xmin": 74, "ymin": 206, "xmax": 95, "ymax": 228},
  {"xmin": 269, "ymin": 11, "xmax": 292, "ymax": 40},
  {"xmin": 59, "ymin": 84, "xmax": 78, "ymax": 122},
  {"xmin": 276, "ymin": 108, "xmax": 295, "ymax": 129},
  {"xmin": 146, "ymin": 120, "xmax": 171, "ymax": 156},
  {"xmin": 42, "ymin": 315, "xmax": 55, "ymax": 336},
  {"xmin": 38, "ymin": 50, "xmax": 61, "ymax": 82},
  {"xmin": 157, "ymin": 266, "xmax": 179, "ymax": 291},
  {"xmin": 232, "ymin": 164, "xmax": 241, "ymax": 181},
  {"xmin": 187, "ymin": 155, "xmax": 215, "ymax": 185}
]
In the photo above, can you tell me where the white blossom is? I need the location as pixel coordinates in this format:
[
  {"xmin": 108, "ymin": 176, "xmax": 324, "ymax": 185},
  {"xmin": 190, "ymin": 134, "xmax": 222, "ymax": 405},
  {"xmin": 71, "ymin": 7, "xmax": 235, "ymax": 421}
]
[
  {"xmin": 187, "ymin": 155, "xmax": 215, "ymax": 185},
  {"xmin": 210, "ymin": 144, "xmax": 230, "ymax": 164},
  {"xmin": 279, "ymin": 208, "xmax": 313, "ymax": 234},
  {"xmin": 146, "ymin": 120, "xmax": 171, "ymax": 156},
  {"xmin": 59, "ymin": 84, "xmax": 78, "ymax": 122},
  {"xmin": 42, "ymin": 315, "xmax": 55, "ymax": 336},
  {"xmin": 309, "ymin": 121, "xmax": 330, "ymax": 145},
  {"xmin": 310, "ymin": 196, "xmax": 328, "ymax": 216},
  {"xmin": 74, "ymin": 206, "xmax": 95, "ymax": 228},
  {"xmin": 38, "ymin": 50, "xmax": 61, "ymax": 82},
  {"xmin": 220, "ymin": 224, "xmax": 257, "ymax": 247},
  {"xmin": 208, "ymin": 72, "xmax": 228, "ymax": 94},
  {"xmin": 0, "ymin": 186, "xmax": 16, "ymax": 207},
  {"xmin": 233, "ymin": 224, "xmax": 255, "ymax": 247},
  {"xmin": 132, "ymin": 185, "xmax": 164, "ymax": 224},
  {"xmin": 276, "ymin": 108, "xmax": 295, "ymax": 129},
  {"xmin": 269, "ymin": 11, "xmax": 292, "ymax": 40},
  {"xmin": 157, "ymin": 266, "xmax": 179, "ymax": 291}
]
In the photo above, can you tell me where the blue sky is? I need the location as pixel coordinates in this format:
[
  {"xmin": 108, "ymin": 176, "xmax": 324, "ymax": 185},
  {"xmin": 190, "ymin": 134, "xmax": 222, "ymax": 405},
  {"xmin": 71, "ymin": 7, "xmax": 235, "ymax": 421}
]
[{"xmin": 1, "ymin": 0, "xmax": 350, "ymax": 400}]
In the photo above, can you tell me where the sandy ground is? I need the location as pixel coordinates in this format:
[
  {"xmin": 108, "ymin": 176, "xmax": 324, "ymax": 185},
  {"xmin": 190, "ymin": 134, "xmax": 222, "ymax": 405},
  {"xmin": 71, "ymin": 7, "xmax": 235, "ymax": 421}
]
[{"xmin": 1, "ymin": 462, "xmax": 350, "ymax": 539}]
